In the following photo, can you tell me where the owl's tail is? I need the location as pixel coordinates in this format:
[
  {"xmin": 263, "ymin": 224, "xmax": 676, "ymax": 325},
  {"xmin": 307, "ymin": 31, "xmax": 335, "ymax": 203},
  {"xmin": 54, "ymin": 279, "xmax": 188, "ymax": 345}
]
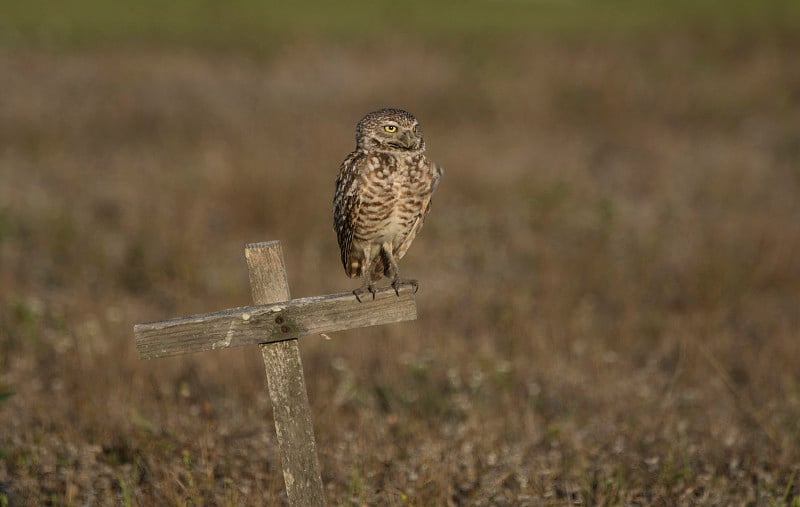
[
  {"xmin": 345, "ymin": 251, "xmax": 388, "ymax": 281},
  {"xmin": 369, "ymin": 252, "xmax": 389, "ymax": 282},
  {"xmin": 345, "ymin": 246, "xmax": 394, "ymax": 281}
]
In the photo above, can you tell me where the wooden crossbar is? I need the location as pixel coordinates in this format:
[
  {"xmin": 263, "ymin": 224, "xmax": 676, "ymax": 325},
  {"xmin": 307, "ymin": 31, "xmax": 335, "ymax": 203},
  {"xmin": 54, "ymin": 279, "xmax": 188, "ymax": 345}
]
[{"xmin": 134, "ymin": 287, "xmax": 417, "ymax": 359}]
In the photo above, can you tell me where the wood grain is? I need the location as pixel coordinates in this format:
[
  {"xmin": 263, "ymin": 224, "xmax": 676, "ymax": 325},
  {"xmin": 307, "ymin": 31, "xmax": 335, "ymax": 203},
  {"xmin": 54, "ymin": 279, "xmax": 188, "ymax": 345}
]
[
  {"xmin": 134, "ymin": 286, "xmax": 417, "ymax": 359},
  {"xmin": 247, "ymin": 242, "xmax": 326, "ymax": 507}
]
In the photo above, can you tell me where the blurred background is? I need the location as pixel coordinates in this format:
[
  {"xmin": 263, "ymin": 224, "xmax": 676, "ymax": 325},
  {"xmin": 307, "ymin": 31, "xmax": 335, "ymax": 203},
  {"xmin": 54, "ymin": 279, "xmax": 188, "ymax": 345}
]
[{"xmin": 1, "ymin": 1, "xmax": 799, "ymax": 505}]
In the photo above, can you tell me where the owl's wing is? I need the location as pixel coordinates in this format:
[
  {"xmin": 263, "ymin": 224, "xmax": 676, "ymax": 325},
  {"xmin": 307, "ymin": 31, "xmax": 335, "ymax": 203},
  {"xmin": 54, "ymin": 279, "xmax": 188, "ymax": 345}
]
[
  {"xmin": 395, "ymin": 160, "xmax": 444, "ymax": 261},
  {"xmin": 333, "ymin": 151, "xmax": 366, "ymax": 276}
]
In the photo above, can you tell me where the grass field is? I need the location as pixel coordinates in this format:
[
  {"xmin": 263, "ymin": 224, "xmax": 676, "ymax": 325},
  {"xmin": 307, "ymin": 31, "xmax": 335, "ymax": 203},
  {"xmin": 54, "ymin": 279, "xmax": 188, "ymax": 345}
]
[{"xmin": 2, "ymin": 2, "xmax": 800, "ymax": 505}]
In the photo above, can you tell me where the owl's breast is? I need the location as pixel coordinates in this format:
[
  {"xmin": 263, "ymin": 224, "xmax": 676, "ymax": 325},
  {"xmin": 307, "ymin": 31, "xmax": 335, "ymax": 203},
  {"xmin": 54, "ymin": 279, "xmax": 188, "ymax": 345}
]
[{"xmin": 356, "ymin": 154, "xmax": 431, "ymax": 245}]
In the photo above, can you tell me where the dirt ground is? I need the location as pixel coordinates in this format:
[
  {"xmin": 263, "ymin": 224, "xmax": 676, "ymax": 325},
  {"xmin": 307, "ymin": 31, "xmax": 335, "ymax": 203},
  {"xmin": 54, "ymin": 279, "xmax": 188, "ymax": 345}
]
[{"xmin": 1, "ymin": 30, "xmax": 800, "ymax": 505}]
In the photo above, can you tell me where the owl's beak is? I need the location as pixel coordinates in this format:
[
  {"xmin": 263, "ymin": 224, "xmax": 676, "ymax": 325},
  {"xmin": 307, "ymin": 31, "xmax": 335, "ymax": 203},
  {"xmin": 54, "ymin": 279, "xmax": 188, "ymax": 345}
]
[{"xmin": 399, "ymin": 130, "xmax": 416, "ymax": 149}]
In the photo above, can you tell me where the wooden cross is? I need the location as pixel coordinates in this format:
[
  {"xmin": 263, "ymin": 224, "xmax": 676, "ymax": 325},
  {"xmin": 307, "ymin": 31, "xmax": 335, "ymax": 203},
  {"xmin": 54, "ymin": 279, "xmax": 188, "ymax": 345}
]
[{"xmin": 133, "ymin": 241, "xmax": 417, "ymax": 506}]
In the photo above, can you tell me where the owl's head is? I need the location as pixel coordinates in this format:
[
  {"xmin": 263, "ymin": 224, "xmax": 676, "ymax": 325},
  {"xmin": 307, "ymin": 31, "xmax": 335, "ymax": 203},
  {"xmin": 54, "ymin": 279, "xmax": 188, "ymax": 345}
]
[{"xmin": 355, "ymin": 108, "xmax": 425, "ymax": 154}]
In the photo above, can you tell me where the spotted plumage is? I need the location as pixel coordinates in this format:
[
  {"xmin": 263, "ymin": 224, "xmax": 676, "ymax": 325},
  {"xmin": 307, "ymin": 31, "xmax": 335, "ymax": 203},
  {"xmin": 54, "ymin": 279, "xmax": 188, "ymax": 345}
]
[{"xmin": 333, "ymin": 108, "xmax": 443, "ymax": 301}]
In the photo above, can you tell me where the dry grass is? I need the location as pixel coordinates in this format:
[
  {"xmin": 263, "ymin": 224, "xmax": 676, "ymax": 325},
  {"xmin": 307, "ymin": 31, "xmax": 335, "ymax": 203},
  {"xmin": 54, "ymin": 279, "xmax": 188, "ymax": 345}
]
[{"xmin": 2, "ymin": 29, "xmax": 800, "ymax": 506}]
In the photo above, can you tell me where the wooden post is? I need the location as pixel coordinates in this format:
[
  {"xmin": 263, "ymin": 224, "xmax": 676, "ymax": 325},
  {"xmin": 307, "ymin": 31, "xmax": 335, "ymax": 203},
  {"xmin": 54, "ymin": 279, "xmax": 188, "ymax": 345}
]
[
  {"xmin": 245, "ymin": 242, "xmax": 325, "ymax": 506},
  {"xmin": 132, "ymin": 240, "xmax": 417, "ymax": 505}
]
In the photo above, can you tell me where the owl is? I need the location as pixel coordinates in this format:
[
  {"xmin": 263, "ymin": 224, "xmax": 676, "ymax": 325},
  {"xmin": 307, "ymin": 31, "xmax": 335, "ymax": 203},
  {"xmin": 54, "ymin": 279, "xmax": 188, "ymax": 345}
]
[{"xmin": 333, "ymin": 108, "xmax": 443, "ymax": 301}]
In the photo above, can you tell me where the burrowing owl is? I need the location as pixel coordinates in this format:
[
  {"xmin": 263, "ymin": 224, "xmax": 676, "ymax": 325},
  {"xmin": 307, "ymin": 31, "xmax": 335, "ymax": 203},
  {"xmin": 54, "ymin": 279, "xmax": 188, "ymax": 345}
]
[{"xmin": 334, "ymin": 108, "xmax": 443, "ymax": 301}]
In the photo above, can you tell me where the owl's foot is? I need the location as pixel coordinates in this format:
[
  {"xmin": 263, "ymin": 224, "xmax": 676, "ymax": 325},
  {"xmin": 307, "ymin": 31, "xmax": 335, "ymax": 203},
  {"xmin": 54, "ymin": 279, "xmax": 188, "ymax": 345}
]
[
  {"xmin": 391, "ymin": 277, "xmax": 419, "ymax": 296},
  {"xmin": 353, "ymin": 283, "xmax": 377, "ymax": 303}
]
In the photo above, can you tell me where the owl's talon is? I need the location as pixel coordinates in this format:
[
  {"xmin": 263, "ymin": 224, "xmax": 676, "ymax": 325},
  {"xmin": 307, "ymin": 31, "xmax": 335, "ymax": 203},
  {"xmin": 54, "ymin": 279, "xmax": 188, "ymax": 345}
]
[
  {"xmin": 353, "ymin": 284, "xmax": 377, "ymax": 303},
  {"xmin": 391, "ymin": 278, "xmax": 418, "ymax": 296}
]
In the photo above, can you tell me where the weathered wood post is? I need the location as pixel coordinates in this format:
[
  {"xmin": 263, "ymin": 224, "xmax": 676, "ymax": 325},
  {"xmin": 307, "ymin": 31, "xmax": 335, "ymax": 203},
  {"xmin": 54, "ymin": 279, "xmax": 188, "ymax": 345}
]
[
  {"xmin": 133, "ymin": 240, "xmax": 417, "ymax": 505},
  {"xmin": 246, "ymin": 242, "xmax": 325, "ymax": 505}
]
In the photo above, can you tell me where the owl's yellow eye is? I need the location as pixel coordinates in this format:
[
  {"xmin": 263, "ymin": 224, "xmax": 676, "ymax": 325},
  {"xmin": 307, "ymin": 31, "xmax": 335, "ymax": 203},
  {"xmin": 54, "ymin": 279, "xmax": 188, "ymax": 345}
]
[{"xmin": 384, "ymin": 125, "xmax": 397, "ymax": 133}]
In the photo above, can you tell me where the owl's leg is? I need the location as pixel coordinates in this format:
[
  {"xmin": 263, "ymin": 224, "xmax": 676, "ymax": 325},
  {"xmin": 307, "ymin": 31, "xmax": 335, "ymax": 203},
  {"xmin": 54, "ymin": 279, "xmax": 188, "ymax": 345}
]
[
  {"xmin": 353, "ymin": 244, "xmax": 377, "ymax": 302},
  {"xmin": 382, "ymin": 244, "xmax": 418, "ymax": 296}
]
